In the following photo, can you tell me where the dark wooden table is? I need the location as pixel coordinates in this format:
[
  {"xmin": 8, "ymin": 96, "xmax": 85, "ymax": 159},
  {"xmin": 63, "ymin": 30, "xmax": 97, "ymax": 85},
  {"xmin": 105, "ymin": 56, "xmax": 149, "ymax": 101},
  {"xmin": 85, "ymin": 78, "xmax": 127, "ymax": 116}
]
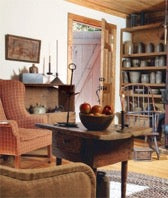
[{"xmin": 36, "ymin": 123, "xmax": 152, "ymax": 198}]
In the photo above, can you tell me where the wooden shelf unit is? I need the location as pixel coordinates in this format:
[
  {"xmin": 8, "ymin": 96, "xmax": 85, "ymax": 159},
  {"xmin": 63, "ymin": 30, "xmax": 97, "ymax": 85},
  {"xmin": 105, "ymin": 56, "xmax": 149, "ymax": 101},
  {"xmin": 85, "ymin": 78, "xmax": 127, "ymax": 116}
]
[{"xmin": 120, "ymin": 22, "xmax": 167, "ymax": 111}]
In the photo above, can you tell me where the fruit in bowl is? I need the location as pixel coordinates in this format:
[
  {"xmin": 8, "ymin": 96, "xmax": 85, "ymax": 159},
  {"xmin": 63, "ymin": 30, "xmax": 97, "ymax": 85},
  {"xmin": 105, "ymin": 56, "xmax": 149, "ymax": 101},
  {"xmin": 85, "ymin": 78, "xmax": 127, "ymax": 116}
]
[{"xmin": 79, "ymin": 103, "xmax": 114, "ymax": 130}]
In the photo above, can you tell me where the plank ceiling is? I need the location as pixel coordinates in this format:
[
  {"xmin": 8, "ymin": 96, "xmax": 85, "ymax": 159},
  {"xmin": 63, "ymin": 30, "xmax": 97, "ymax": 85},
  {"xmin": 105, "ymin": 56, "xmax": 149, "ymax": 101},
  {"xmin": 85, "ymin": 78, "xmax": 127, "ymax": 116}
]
[{"xmin": 66, "ymin": 0, "xmax": 165, "ymax": 18}]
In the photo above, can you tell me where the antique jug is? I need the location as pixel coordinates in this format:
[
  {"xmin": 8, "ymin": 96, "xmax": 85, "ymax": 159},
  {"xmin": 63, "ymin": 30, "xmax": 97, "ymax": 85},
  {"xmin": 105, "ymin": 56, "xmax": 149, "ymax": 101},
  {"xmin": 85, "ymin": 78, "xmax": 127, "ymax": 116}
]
[
  {"xmin": 150, "ymin": 72, "xmax": 156, "ymax": 83},
  {"xmin": 141, "ymin": 74, "xmax": 149, "ymax": 83},
  {"xmin": 124, "ymin": 41, "xmax": 133, "ymax": 55},
  {"xmin": 156, "ymin": 71, "xmax": 162, "ymax": 83},
  {"xmin": 29, "ymin": 64, "xmax": 38, "ymax": 73}
]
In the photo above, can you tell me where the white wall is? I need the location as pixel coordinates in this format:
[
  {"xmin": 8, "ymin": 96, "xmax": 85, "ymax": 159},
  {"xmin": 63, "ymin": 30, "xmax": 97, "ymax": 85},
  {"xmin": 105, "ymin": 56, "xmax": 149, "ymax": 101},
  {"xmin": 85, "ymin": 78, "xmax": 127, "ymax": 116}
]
[{"xmin": 0, "ymin": 0, "xmax": 126, "ymax": 114}]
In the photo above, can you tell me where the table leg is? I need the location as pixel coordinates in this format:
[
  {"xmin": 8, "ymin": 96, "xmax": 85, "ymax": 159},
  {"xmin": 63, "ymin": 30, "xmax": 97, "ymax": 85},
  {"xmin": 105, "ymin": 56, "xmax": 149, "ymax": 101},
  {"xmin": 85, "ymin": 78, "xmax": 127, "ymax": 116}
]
[
  {"xmin": 121, "ymin": 161, "xmax": 128, "ymax": 198},
  {"xmin": 56, "ymin": 157, "xmax": 62, "ymax": 165}
]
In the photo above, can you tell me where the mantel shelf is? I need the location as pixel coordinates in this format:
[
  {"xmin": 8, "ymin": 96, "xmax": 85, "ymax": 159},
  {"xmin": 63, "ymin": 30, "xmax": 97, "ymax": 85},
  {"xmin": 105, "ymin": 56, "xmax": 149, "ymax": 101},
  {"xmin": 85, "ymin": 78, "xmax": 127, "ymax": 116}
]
[{"xmin": 24, "ymin": 84, "xmax": 72, "ymax": 88}]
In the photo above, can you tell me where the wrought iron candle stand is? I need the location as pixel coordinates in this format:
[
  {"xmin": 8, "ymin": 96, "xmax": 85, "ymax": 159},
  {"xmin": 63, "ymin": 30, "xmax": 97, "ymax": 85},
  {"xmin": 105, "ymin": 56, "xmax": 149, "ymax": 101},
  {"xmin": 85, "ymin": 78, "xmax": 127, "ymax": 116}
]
[{"xmin": 56, "ymin": 63, "xmax": 78, "ymax": 128}]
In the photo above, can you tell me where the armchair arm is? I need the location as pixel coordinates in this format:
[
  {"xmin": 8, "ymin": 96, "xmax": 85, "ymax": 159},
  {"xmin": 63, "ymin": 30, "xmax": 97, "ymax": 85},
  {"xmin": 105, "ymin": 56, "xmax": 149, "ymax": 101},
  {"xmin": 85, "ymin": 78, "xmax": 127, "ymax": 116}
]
[
  {"xmin": 17, "ymin": 114, "xmax": 48, "ymax": 128},
  {"xmin": 0, "ymin": 163, "xmax": 96, "ymax": 198},
  {"xmin": 0, "ymin": 120, "xmax": 19, "ymax": 137}
]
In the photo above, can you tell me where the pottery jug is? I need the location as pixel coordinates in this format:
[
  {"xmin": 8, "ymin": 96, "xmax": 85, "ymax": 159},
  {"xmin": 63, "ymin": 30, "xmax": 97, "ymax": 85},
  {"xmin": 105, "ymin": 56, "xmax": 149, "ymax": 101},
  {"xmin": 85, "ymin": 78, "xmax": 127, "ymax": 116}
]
[
  {"xmin": 154, "ymin": 56, "xmax": 160, "ymax": 66},
  {"xmin": 141, "ymin": 74, "xmax": 149, "ymax": 83},
  {"xmin": 123, "ymin": 58, "xmax": 131, "ymax": 67},
  {"xmin": 159, "ymin": 56, "xmax": 166, "ymax": 66},
  {"xmin": 155, "ymin": 43, "xmax": 164, "ymax": 52},
  {"xmin": 132, "ymin": 59, "xmax": 140, "ymax": 67},
  {"xmin": 137, "ymin": 42, "xmax": 145, "ymax": 53},
  {"xmin": 156, "ymin": 71, "xmax": 162, "ymax": 83},
  {"xmin": 140, "ymin": 60, "xmax": 147, "ymax": 67},
  {"xmin": 123, "ymin": 71, "xmax": 129, "ymax": 83},
  {"xmin": 124, "ymin": 41, "xmax": 133, "ymax": 55},
  {"xmin": 29, "ymin": 64, "xmax": 38, "ymax": 73},
  {"xmin": 150, "ymin": 72, "xmax": 156, "ymax": 83},
  {"xmin": 145, "ymin": 43, "xmax": 154, "ymax": 53}
]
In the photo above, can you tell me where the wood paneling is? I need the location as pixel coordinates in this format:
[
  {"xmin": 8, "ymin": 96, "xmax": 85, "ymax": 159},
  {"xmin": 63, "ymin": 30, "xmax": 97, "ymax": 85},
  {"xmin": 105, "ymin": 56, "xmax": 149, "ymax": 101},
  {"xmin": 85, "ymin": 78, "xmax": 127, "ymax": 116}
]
[{"xmin": 66, "ymin": 0, "xmax": 165, "ymax": 18}]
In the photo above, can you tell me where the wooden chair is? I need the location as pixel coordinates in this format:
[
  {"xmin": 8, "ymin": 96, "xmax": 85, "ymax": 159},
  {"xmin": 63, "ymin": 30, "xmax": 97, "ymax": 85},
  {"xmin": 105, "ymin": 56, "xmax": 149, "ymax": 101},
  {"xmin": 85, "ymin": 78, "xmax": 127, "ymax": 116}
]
[
  {"xmin": 0, "ymin": 80, "xmax": 52, "ymax": 168},
  {"xmin": 121, "ymin": 83, "xmax": 161, "ymax": 159}
]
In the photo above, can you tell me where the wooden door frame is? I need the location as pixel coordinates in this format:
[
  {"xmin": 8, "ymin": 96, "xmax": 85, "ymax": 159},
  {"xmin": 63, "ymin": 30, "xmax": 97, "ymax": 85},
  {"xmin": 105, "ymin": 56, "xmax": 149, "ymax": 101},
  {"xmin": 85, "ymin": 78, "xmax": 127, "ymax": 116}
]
[{"xmin": 67, "ymin": 13, "xmax": 116, "ymax": 111}]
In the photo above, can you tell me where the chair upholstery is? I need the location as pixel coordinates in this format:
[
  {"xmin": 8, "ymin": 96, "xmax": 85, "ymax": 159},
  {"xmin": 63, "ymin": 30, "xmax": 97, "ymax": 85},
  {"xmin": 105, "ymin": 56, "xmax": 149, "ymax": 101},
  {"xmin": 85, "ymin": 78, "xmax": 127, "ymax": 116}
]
[
  {"xmin": 0, "ymin": 162, "xmax": 96, "ymax": 198},
  {"xmin": 0, "ymin": 79, "xmax": 47, "ymax": 128},
  {"xmin": 0, "ymin": 80, "xmax": 52, "ymax": 168}
]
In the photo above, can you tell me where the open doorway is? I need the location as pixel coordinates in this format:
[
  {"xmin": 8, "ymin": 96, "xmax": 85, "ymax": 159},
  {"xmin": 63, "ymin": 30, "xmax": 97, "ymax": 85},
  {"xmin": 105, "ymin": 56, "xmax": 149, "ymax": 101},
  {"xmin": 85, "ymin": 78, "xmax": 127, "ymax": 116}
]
[
  {"xmin": 71, "ymin": 22, "xmax": 101, "ymax": 119},
  {"xmin": 68, "ymin": 13, "xmax": 116, "ymax": 121}
]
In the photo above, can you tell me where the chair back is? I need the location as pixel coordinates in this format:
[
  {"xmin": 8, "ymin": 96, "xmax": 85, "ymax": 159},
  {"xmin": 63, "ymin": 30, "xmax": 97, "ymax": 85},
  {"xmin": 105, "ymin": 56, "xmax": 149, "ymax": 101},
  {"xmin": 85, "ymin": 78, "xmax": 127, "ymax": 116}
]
[
  {"xmin": 121, "ymin": 83, "xmax": 159, "ymax": 131},
  {"xmin": 0, "ymin": 80, "xmax": 29, "ymax": 120}
]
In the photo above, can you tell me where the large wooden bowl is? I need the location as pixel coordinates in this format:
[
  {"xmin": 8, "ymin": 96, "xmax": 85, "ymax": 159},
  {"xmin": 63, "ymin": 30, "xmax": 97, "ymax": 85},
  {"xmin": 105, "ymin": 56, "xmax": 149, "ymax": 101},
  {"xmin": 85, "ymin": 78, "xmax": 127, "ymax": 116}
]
[{"xmin": 79, "ymin": 113, "xmax": 114, "ymax": 131}]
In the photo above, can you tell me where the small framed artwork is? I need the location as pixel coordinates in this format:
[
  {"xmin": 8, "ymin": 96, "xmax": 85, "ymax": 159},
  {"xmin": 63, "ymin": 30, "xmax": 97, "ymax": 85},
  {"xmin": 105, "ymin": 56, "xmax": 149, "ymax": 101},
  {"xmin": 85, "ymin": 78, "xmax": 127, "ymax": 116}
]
[{"xmin": 5, "ymin": 34, "xmax": 41, "ymax": 63}]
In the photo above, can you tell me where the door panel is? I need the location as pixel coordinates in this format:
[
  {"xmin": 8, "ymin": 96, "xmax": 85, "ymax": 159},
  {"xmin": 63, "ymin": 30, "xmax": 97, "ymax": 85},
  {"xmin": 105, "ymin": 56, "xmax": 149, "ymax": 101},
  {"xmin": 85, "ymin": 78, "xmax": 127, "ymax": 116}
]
[{"xmin": 100, "ymin": 18, "xmax": 116, "ymax": 111}]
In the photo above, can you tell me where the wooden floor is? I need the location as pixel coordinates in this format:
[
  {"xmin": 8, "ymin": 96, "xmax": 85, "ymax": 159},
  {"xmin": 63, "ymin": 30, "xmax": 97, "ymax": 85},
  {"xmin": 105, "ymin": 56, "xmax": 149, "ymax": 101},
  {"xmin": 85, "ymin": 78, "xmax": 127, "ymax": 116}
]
[{"xmin": 1, "ymin": 139, "xmax": 168, "ymax": 179}]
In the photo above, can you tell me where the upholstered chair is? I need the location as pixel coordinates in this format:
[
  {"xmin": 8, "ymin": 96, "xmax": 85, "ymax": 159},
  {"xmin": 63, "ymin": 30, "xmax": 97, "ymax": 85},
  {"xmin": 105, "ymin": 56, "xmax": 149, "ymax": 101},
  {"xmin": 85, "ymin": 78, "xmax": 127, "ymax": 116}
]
[
  {"xmin": 0, "ymin": 163, "xmax": 96, "ymax": 198},
  {"xmin": 0, "ymin": 79, "xmax": 47, "ymax": 128},
  {"xmin": 0, "ymin": 80, "xmax": 52, "ymax": 168}
]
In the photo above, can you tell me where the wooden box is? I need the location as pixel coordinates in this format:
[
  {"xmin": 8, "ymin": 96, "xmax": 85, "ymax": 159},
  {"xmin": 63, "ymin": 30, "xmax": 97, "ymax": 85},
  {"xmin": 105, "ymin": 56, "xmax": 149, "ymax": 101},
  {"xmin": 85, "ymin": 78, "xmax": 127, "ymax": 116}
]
[{"xmin": 133, "ymin": 147, "xmax": 153, "ymax": 161}]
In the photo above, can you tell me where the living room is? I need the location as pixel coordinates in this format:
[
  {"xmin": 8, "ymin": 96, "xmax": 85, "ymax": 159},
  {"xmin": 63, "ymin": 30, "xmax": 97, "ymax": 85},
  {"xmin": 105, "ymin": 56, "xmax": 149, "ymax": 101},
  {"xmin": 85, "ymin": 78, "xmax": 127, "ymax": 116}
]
[{"xmin": 0, "ymin": 0, "xmax": 168, "ymax": 198}]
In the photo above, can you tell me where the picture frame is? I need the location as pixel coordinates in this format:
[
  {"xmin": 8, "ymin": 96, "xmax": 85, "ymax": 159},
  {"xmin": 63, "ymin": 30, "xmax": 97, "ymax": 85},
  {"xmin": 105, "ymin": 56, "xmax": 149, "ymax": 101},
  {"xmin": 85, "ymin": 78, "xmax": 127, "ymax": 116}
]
[{"xmin": 5, "ymin": 34, "xmax": 41, "ymax": 63}]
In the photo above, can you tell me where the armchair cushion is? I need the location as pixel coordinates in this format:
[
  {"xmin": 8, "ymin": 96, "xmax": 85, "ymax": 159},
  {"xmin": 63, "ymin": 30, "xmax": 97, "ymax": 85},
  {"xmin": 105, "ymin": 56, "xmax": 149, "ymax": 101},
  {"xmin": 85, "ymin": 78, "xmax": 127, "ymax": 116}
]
[{"xmin": 0, "ymin": 163, "xmax": 96, "ymax": 198}]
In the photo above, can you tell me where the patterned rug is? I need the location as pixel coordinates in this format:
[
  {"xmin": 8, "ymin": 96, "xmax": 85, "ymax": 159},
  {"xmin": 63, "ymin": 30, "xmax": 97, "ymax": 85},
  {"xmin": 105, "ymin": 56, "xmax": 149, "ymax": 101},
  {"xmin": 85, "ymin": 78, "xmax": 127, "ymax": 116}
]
[{"xmin": 102, "ymin": 170, "xmax": 168, "ymax": 198}]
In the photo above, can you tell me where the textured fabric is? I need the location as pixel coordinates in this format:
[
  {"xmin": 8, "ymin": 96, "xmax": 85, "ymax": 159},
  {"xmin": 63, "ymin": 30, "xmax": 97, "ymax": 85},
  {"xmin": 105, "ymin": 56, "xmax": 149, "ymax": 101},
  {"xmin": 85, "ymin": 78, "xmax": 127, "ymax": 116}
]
[
  {"xmin": 0, "ymin": 98, "xmax": 7, "ymax": 120},
  {"xmin": 0, "ymin": 80, "xmax": 52, "ymax": 167},
  {"xmin": 0, "ymin": 163, "xmax": 96, "ymax": 198}
]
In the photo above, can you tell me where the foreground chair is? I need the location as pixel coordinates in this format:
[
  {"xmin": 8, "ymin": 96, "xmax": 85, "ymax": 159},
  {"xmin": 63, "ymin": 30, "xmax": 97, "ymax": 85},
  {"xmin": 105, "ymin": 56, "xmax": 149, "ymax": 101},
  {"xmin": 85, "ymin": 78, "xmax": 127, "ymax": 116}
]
[
  {"xmin": 0, "ymin": 162, "xmax": 96, "ymax": 198},
  {"xmin": 0, "ymin": 80, "xmax": 52, "ymax": 168}
]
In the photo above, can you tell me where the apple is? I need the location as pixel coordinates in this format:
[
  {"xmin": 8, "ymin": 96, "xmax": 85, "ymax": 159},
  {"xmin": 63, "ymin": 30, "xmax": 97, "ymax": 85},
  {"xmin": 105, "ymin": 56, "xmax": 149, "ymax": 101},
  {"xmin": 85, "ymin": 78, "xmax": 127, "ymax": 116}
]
[
  {"xmin": 80, "ymin": 102, "xmax": 91, "ymax": 114},
  {"xmin": 102, "ymin": 105, "xmax": 113, "ymax": 115},
  {"xmin": 91, "ymin": 105, "xmax": 102, "ymax": 114}
]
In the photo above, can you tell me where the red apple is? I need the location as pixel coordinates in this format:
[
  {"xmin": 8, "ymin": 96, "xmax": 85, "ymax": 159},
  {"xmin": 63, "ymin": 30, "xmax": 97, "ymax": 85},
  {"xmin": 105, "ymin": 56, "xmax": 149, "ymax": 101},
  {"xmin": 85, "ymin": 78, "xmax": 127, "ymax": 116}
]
[
  {"xmin": 80, "ymin": 102, "xmax": 91, "ymax": 114},
  {"xmin": 102, "ymin": 105, "xmax": 113, "ymax": 115},
  {"xmin": 91, "ymin": 105, "xmax": 102, "ymax": 114}
]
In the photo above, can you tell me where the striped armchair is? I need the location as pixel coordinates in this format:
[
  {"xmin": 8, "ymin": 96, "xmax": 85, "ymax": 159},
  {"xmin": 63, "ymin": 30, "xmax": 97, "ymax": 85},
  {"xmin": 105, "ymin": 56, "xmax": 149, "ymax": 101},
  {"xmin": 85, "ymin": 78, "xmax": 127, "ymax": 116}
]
[{"xmin": 0, "ymin": 80, "xmax": 52, "ymax": 168}]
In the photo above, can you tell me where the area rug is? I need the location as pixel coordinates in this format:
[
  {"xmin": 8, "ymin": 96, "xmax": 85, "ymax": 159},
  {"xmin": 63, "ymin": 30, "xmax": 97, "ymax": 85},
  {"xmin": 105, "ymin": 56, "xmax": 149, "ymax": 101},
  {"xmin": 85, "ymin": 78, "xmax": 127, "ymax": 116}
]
[{"xmin": 101, "ymin": 170, "xmax": 168, "ymax": 198}]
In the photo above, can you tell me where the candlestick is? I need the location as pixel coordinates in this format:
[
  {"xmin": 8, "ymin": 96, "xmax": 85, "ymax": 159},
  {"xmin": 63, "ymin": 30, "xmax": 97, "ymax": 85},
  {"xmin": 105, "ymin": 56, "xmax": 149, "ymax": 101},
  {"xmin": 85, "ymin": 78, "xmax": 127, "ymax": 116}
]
[
  {"xmin": 56, "ymin": 40, "xmax": 58, "ymax": 73},
  {"xmin": 43, "ymin": 57, "xmax": 45, "ymax": 75},
  {"xmin": 120, "ymin": 92, "xmax": 125, "ymax": 130},
  {"xmin": 47, "ymin": 55, "xmax": 53, "ymax": 75}
]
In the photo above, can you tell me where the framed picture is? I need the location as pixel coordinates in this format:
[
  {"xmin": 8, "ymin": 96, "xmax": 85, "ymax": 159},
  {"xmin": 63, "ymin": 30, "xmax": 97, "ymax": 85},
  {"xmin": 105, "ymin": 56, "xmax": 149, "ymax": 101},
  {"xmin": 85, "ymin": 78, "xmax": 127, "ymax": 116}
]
[{"xmin": 5, "ymin": 34, "xmax": 41, "ymax": 63}]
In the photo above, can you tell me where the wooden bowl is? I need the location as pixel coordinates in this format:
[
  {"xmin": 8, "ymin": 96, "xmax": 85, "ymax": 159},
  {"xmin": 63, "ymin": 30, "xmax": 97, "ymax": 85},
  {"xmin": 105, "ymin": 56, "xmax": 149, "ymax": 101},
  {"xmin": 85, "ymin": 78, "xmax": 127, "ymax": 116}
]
[{"xmin": 79, "ymin": 113, "xmax": 114, "ymax": 131}]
